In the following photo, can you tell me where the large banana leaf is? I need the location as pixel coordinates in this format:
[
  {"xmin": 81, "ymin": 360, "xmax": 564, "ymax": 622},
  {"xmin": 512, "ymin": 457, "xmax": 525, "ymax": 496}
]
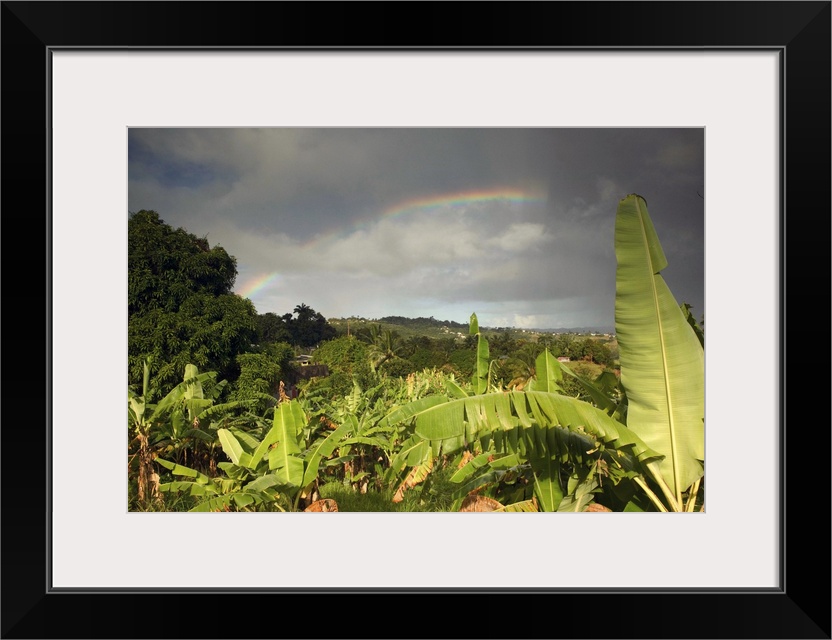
[
  {"xmin": 227, "ymin": 427, "xmax": 261, "ymax": 453},
  {"xmin": 267, "ymin": 401, "xmax": 305, "ymax": 487},
  {"xmin": 384, "ymin": 435, "xmax": 432, "ymax": 485},
  {"xmin": 194, "ymin": 397, "xmax": 268, "ymax": 422},
  {"xmin": 379, "ymin": 395, "xmax": 451, "ymax": 432},
  {"xmin": 383, "ymin": 390, "xmax": 662, "ymax": 468},
  {"xmin": 558, "ymin": 363, "xmax": 620, "ymax": 415},
  {"xmin": 217, "ymin": 429, "xmax": 252, "ymax": 468},
  {"xmin": 301, "ymin": 419, "xmax": 353, "ymax": 488},
  {"xmin": 529, "ymin": 448, "xmax": 563, "ymax": 511},
  {"xmin": 155, "ymin": 456, "xmax": 214, "ymax": 483},
  {"xmin": 158, "ymin": 481, "xmax": 219, "ymax": 497},
  {"xmin": 614, "ymin": 194, "xmax": 704, "ymax": 501},
  {"xmin": 442, "ymin": 376, "xmax": 471, "ymax": 399},
  {"xmin": 150, "ymin": 367, "xmax": 217, "ymax": 420},
  {"xmin": 525, "ymin": 349, "xmax": 563, "ymax": 393}
]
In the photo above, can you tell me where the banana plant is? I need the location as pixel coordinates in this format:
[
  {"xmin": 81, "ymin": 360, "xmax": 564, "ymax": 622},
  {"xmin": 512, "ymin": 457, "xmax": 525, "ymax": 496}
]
[
  {"xmin": 613, "ymin": 193, "xmax": 704, "ymax": 511},
  {"xmin": 380, "ymin": 193, "xmax": 704, "ymax": 512},
  {"xmin": 446, "ymin": 352, "xmax": 631, "ymax": 511},
  {"xmin": 155, "ymin": 457, "xmax": 282, "ymax": 512},
  {"xmin": 307, "ymin": 380, "xmax": 404, "ymax": 490},
  {"xmin": 128, "ymin": 360, "xmax": 220, "ymax": 506},
  {"xmin": 213, "ymin": 398, "xmax": 356, "ymax": 510},
  {"xmin": 156, "ymin": 399, "xmax": 344, "ymax": 511},
  {"xmin": 128, "ymin": 360, "xmax": 266, "ymax": 508},
  {"xmin": 149, "ymin": 363, "xmax": 226, "ymax": 470},
  {"xmin": 380, "ymin": 332, "xmax": 661, "ymax": 512},
  {"xmin": 127, "ymin": 358, "xmax": 160, "ymax": 507}
]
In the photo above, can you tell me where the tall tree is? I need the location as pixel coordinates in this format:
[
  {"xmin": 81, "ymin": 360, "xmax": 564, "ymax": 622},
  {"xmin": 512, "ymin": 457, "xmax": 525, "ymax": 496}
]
[
  {"xmin": 285, "ymin": 303, "xmax": 337, "ymax": 349},
  {"xmin": 129, "ymin": 210, "xmax": 237, "ymax": 314},
  {"xmin": 255, "ymin": 312, "xmax": 292, "ymax": 345},
  {"xmin": 128, "ymin": 210, "xmax": 258, "ymax": 396}
]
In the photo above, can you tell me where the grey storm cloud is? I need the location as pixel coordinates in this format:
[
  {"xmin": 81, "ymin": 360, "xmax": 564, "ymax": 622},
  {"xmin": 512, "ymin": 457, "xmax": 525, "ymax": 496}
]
[{"xmin": 128, "ymin": 127, "xmax": 704, "ymax": 329}]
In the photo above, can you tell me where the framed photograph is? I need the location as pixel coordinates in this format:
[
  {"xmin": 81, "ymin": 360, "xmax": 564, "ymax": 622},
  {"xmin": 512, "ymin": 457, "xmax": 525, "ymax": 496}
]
[{"xmin": 3, "ymin": 2, "xmax": 829, "ymax": 638}]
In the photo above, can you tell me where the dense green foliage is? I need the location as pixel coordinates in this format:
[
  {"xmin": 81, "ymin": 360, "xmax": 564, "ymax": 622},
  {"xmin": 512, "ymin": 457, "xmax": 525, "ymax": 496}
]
[
  {"xmin": 230, "ymin": 342, "xmax": 294, "ymax": 409},
  {"xmin": 128, "ymin": 210, "xmax": 237, "ymax": 315},
  {"xmin": 128, "ymin": 210, "xmax": 258, "ymax": 395},
  {"xmin": 305, "ymin": 336, "xmax": 374, "ymax": 398},
  {"xmin": 255, "ymin": 312, "xmax": 292, "ymax": 344},
  {"xmin": 254, "ymin": 305, "xmax": 337, "ymax": 349}
]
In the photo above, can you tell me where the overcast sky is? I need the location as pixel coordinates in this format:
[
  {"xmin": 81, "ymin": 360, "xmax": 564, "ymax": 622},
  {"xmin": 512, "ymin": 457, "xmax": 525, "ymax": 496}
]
[{"xmin": 128, "ymin": 128, "xmax": 704, "ymax": 330}]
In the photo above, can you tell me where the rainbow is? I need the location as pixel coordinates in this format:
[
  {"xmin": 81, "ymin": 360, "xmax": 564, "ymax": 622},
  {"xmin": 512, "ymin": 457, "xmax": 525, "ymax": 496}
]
[
  {"xmin": 236, "ymin": 272, "xmax": 280, "ymax": 299},
  {"xmin": 381, "ymin": 187, "xmax": 546, "ymax": 220},
  {"xmin": 303, "ymin": 186, "xmax": 547, "ymax": 248}
]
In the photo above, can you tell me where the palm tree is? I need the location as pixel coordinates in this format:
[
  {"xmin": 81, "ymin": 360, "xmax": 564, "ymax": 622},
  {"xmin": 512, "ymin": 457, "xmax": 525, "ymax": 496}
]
[
  {"xmin": 293, "ymin": 303, "xmax": 313, "ymax": 320},
  {"xmin": 359, "ymin": 325, "xmax": 404, "ymax": 371},
  {"xmin": 501, "ymin": 342, "xmax": 541, "ymax": 390}
]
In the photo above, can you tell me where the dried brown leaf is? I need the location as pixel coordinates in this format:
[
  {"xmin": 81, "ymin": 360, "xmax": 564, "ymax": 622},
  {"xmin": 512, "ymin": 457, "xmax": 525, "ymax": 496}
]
[
  {"xmin": 304, "ymin": 499, "xmax": 339, "ymax": 512},
  {"xmin": 392, "ymin": 457, "xmax": 434, "ymax": 503},
  {"xmin": 459, "ymin": 494, "xmax": 503, "ymax": 512},
  {"xmin": 457, "ymin": 450, "xmax": 475, "ymax": 469},
  {"xmin": 585, "ymin": 503, "xmax": 612, "ymax": 512}
]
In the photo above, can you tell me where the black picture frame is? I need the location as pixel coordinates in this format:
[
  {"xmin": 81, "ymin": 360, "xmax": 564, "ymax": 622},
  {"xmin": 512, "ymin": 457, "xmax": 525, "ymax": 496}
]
[{"xmin": 2, "ymin": 2, "xmax": 829, "ymax": 638}]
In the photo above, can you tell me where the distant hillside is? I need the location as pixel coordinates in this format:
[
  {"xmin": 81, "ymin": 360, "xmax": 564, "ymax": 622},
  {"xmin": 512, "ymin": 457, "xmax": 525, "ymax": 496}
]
[
  {"xmin": 327, "ymin": 316, "xmax": 468, "ymax": 341},
  {"xmin": 327, "ymin": 315, "xmax": 614, "ymax": 342},
  {"xmin": 533, "ymin": 325, "xmax": 616, "ymax": 335},
  {"xmin": 377, "ymin": 315, "xmax": 468, "ymax": 331}
]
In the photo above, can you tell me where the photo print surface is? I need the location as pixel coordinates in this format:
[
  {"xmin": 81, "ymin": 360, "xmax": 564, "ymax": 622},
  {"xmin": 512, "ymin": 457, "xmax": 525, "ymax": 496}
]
[{"xmin": 127, "ymin": 127, "xmax": 705, "ymax": 514}]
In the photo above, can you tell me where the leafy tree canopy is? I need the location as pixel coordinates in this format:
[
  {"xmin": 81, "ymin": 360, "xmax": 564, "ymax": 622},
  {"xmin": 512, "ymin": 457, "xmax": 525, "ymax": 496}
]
[
  {"xmin": 286, "ymin": 303, "xmax": 337, "ymax": 349},
  {"xmin": 129, "ymin": 209, "xmax": 237, "ymax": 314},
  {"xmin": 229, "ymin": 341, "xmax": 295, "ymax": 411},
  {"xmin": 128, "ymin": 210, "xmax": 257, "ymax": 396},
  {"xmin": 255, "ymin": 304, "xmax": 337, "ymax": 350},
  {"xmin": 255, "ymin": 312, "xmax": 292, "ymax": 345}
]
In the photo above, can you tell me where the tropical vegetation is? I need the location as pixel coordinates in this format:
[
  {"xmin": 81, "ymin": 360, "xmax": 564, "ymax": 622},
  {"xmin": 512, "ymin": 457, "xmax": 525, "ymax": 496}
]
[{"xmin": 128, "ymin": 194, "xmax": 704, "ymax": 513}]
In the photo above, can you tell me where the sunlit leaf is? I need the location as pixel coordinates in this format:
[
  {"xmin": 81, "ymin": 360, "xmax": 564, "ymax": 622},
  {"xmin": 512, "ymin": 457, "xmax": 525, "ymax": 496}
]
[{"xmin": 614, "ymin": 194, "xmax": 704, "ymax": 500}]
